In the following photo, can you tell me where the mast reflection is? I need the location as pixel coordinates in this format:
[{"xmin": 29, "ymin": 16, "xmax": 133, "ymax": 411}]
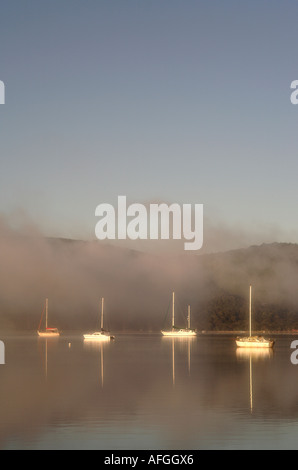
[
  {"xmin": 83, "ymin": 341, "xmax": 106, "ymax": 388},
  {"xmin": 163, "ymin": 337, "xmax": 196, "ymax": 386},
  {"xmin": 236, "ymin": 347, "xmax": 273, "ymax": 414}
]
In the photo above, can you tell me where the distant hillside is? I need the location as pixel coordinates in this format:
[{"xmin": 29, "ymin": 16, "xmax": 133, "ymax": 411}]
[
  {"xmin": 1, "ymin": 232, "xmax": 298, "ymax": 331},
  {"xmin": 198, "ymin": 243, "xmax": 298, "ymax": 331}
]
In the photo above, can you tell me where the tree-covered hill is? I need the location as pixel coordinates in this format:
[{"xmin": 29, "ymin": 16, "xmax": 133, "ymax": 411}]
[{"xmin": 1, "ymin": 232, "xmax": 298, "ymax": 331}]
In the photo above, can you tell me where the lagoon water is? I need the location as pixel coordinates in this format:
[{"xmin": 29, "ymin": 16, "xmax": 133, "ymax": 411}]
[{"xmin": 0, "ymin": 333, "xmax": 298, "ymax": 450}]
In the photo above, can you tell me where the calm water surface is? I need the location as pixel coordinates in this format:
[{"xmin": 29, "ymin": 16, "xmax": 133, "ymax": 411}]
[{"xmin": 0, "ymin": 333, "xmax": 297, "ymax": 449}]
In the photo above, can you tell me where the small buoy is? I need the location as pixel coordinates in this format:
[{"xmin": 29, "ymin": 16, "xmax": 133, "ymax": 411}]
[{"xmin": 68, "ymin": 343, "xmax": 71, "ymax": 348}]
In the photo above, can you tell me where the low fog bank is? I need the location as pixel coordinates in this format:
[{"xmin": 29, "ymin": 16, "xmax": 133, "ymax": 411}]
[
  {"xmin": 0, "ymin": 217, "xmax": 204, "ymax": 331},
  {"xmin": 1, "ymin": 217, "xmax": 298, "ymax": 331}
]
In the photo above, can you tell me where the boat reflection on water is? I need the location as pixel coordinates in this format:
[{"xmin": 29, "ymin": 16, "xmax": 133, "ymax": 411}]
[
  {"xmin": 38, "ymin": 338, "xmax": 60, "ymax": 381},
  {"xmin": 236, "ymin": 346, "xmax": 273, "ymax": 414},
  {"xmin": 163, "ymin": 336, "xmax": 196, "ymax": 386},
  {"xmin": 83, "ymin": 340, "xmax": 107, "ymax": 388},
  {"xmin": 236, "ymin": 347, "xmax": 274, "ymax": 361}
]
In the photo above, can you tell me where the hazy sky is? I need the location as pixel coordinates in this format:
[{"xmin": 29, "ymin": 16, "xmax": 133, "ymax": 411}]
[{"xmin": 1, "ymin": 1, "xmax": 298, "ymax": 249}]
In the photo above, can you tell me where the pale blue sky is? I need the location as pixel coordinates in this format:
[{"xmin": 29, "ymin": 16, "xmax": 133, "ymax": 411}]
[{"xmin": 0, "ymin": 1, "xmax": 298, "ymax": 248}]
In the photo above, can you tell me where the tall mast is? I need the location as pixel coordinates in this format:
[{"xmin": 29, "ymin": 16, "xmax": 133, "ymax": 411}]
[
  {"xmin": 249, "ymin": 285, "xmax": 252, "ymax": 337},
  {"xmin": 46, "ymin": 298, "xmax": 48, "ymax": 330},
  {"xmin": 172, "ymin": 292, "xmax": 175, "ymax": 328},
  {"xmin": 187, "ymin": 305, "xmax": 191, "ymax": 329},
  {"xmin": 101, "ymin": 297, "xmax": 104, "ymax": 330}
]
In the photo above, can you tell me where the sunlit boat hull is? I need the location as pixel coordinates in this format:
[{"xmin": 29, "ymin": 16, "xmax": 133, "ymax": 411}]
[
  {"xmin": 236, "ymin": 337, "xmax": 275, "ymax": 348},
  {"xmin": 161, "ymin": 329, "xmax": 197, "ymax": 337},
  {"xmin": 83, "ymin": 332, "xmax": 112, "ymax": 341},
  {"xmin": 37, "ymin": 331, "xmax": 60, "ymax": 337}
]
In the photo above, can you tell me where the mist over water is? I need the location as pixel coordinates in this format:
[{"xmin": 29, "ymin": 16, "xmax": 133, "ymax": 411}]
[
  {"xmin": 0, "ymin": 216, "xmax": 204, "ymax": 331},
  {"xmin": 1, "ymin": 215, "xmax": 298, "ymax": 332}
]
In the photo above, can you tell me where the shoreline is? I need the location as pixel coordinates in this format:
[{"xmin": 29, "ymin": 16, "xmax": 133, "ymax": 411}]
[{"xmin": 1, "ymin": 329, "xmax": 298, "ymax": 337}]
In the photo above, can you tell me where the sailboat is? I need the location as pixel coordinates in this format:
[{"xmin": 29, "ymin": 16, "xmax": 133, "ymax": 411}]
[
  {"xmin": 83, "ymin": 298, "xmax": 115, "ymax": 341},
  {"xmin": 161, "ymin": 292, "xmax": 197, "ymax": 337},
  {"xmin": 236, "ymin": 285, "xmax": 274, "ymax": 348},
  {"xmin": 37, "ymin": 298, "xmax": 60, "ymax": 337}
]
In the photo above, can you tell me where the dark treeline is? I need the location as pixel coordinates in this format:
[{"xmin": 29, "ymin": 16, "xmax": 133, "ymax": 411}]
[
  {"xmin": 196, "ymin": 292, "xmax": 298, "ymax": 332},
  {"xmin": 9, "ymin": 291, "xmax": 298, "ymax": 332}
]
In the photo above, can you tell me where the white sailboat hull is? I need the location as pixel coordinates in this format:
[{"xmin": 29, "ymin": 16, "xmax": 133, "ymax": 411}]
[
  {"xmin": 236, "ymin": 337, "xmax": 274, "ymax": 348},
  {"xmin": 83, "ymin": 332, "xmax": 111, "ymax": 341},
  {"xmin": 37, "ymin": 331, "xmax": 60, "ymax": 337},
  {"xmin": 161, "ymin": 329, "xmax": 197, "ymax": 337}
]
